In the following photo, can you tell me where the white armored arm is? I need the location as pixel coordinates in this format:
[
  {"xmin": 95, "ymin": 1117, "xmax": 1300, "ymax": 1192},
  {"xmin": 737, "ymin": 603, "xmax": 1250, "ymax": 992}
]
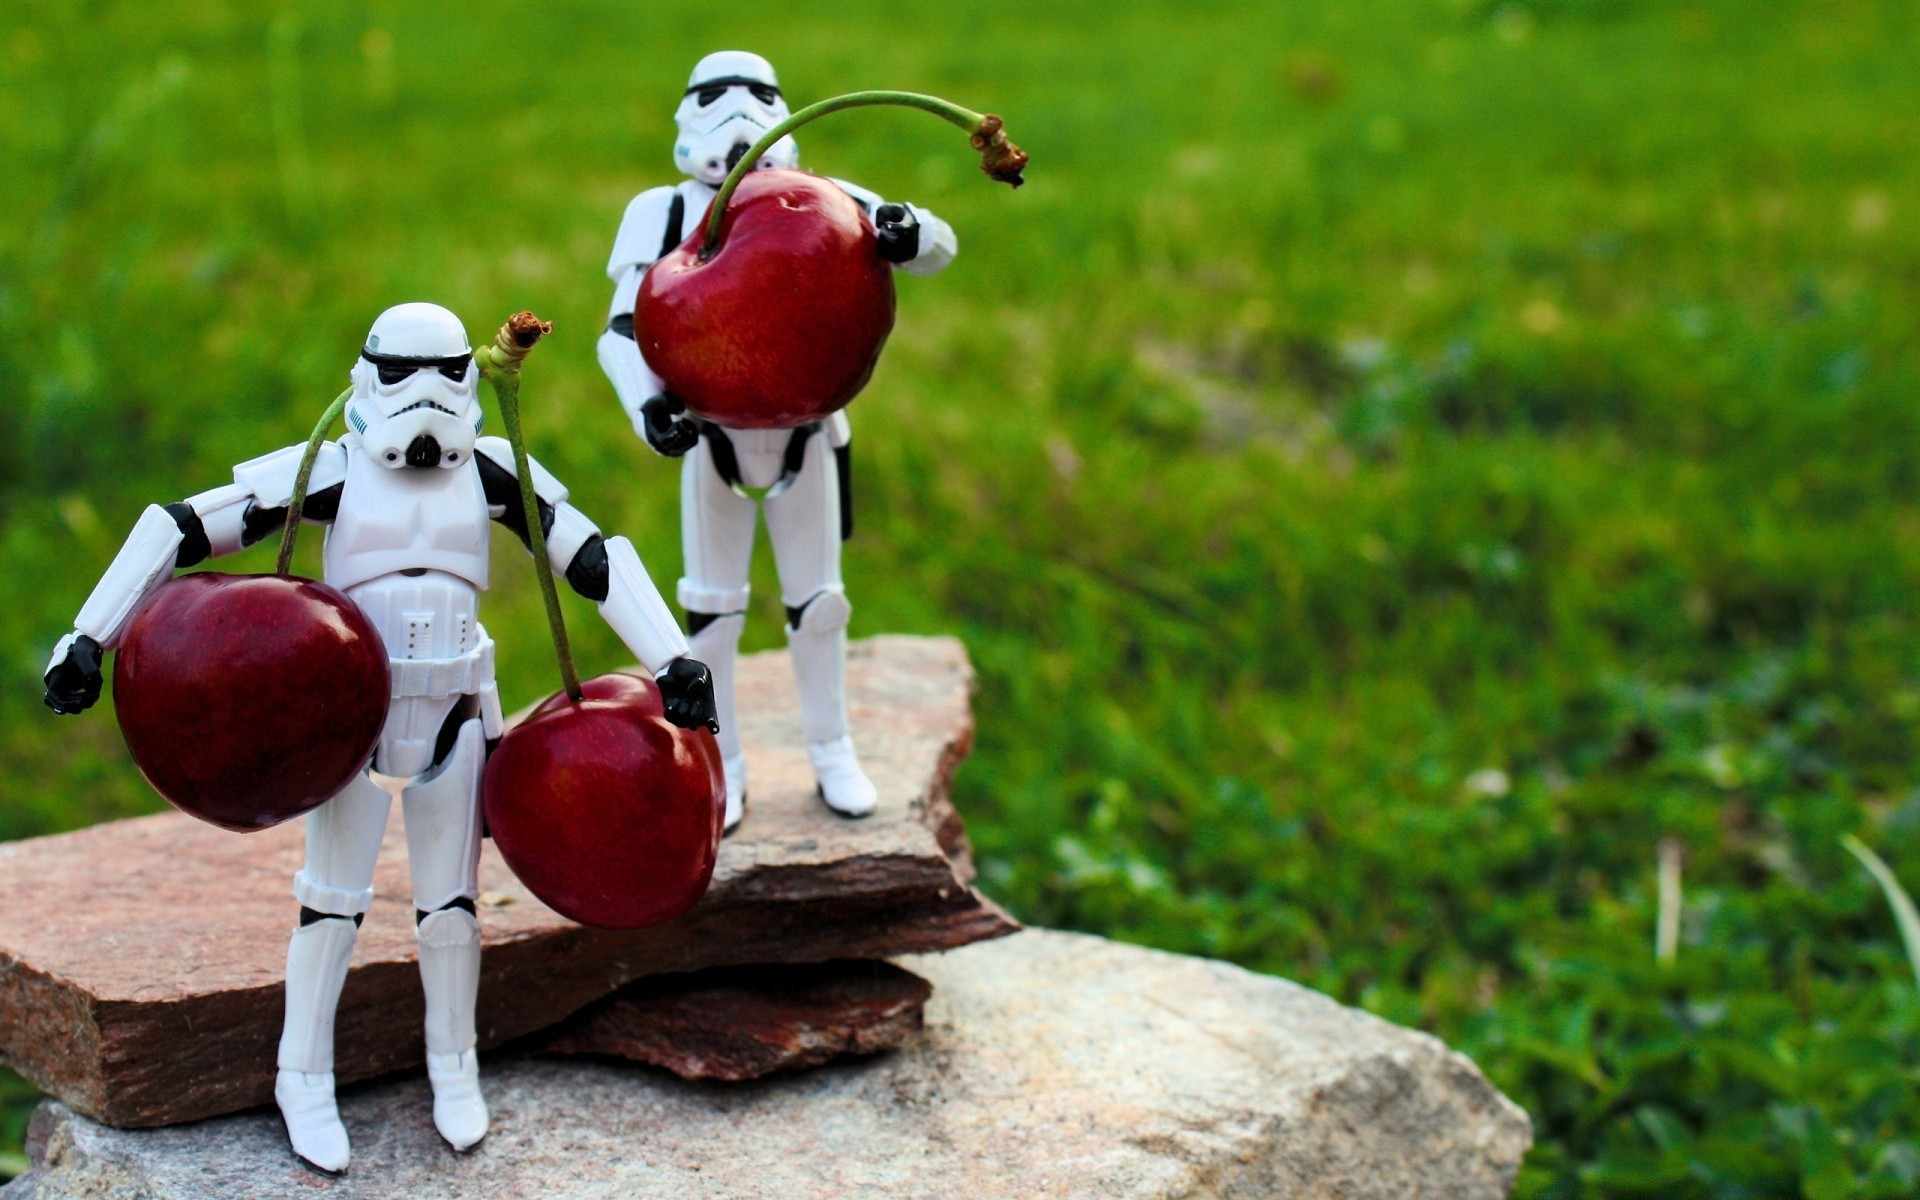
[
  {"xmin": 473, "ymin": 441, "xmax": 689, "ymax": 672},
  {"xmin": 69, "ymin": 503, "xmax": 192, "ymax": 650},
  {"xmin": 66, "ymin": 435, "xmax": 351, "ymax": 651},
  {"xmin": 603, "ymin": 184, "xmax": 695, "ymax": 439},
  {"xmin": 471, "ymin": 437, "xmax": 687, "ymax": 673},
  {"xmin": 597, "ymin": 315, "xmax": 669, "ymax": 437},
  {"xmin": 829, "ymin": 177, "xmax": 959, "ymax": 277},
  {"xmin": 473, "ymin": 438, "xmax": 600, "ymax": 581},
  {"xmin": 824, "ymin": 410, "xmax": 852, "ymax": 449},
  {"xmin": 599, "ymin": 535, "xmax": 692, "ymax": 675},
  {"xmin": 606, "ymin": 186, "xmax": 680, "ymax": 285},
  {"xmin": 544, "ymin": 501, "xmax": 600, "ymax": 580},
  {"xmin": 898, "ymin": 203, "xmax": 958, "ymax": 276},
  {"xmin": 45, "ymin": 442, "xmax": 348, "ymax": 713},
  {"xmin": 232, "ymin": 441, "xmax": 350, "ymax": 511}
]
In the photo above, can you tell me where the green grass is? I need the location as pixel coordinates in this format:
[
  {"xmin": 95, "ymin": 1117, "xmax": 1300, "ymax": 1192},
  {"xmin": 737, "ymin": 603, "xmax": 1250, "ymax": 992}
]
[{"xmin": 5, "ymin": 0, "xmax": 1920, "ymax": 1194}]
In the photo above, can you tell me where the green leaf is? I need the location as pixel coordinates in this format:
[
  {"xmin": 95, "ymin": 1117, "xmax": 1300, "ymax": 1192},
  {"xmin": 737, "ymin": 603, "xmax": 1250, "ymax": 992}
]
[{"xmin": 1842, "ymin": 835, "xmax": 1920, "ymax": 992}]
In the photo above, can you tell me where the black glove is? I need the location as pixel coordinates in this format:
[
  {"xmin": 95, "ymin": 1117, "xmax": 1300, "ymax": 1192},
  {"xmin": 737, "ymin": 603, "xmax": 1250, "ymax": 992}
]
[
  {"xmin": 641, "ymin": 393, "xmax": 700, "ymax": 458},
  {"xmin": 874, "ymin": 203, "xmax": 920, "ymax": 265},
  {"xmin": 657, "ymin": 656, "xmax": 720, "ymax": 733},
  {"xmin": 44, "ymin": 634, "xmax": 104, "ymax": 715}
]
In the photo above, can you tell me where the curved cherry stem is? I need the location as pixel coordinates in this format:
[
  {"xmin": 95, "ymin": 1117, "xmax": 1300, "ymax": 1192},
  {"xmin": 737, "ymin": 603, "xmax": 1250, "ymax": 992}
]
[
  {"xmin": 477, "ymin": 313, "xmax": 583, "ymax": 703},
  {"xmin": 276, "ymin": 386, "xmax": 353, "ymax": 576},
  {"xmin": 700, "ymin": 89, "xmax": 1028, "ymax": 258}
]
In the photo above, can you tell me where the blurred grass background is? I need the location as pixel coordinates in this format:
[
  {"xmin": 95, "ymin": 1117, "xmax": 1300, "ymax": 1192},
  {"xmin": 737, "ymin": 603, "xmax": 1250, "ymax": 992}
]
[{"xmin": 3, "ymin": 0, "xmax": 1920, "ymax": 1194}]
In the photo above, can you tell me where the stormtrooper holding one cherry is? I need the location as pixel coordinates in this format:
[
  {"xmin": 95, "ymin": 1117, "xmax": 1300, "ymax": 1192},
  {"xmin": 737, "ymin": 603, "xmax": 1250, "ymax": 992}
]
[
  {"xmin": 42, "ymin": 302, "xmax": 717, "ymax": 1174},
  {"xmin": 599, "ymin": 50, "xmax": 956, "ymax": 830}
]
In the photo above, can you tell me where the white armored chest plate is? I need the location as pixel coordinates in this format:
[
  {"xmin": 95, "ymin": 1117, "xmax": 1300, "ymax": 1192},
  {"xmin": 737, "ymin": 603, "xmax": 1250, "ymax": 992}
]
[{"xmin": 323, "ymin": 445, "xmax": 492, "ymax": 592}]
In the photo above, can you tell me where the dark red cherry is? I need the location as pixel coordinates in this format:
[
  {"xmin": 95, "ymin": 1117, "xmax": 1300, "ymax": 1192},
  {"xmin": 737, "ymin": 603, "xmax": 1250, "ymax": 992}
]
[
  {"xmin": 113, "ymin": 573, "xmax": 390, "ymax": 832},
  {"xmin": 636, "ymin": 169, "xmax": 896, "ymax": 430},
  {"xmin": 483, "ymin": 673, "xmax": 725, "ymax": 930}
]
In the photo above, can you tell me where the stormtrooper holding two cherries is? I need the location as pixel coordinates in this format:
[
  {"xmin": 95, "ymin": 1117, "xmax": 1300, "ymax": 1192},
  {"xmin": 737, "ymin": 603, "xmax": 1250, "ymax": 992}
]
[
  {"xmin": 599, "ymin": 50, "xmax": 956, "ymax": 830},
  {"xmin": 44, "ymin": 303, "xmax": 716, "ymax": 1174}
]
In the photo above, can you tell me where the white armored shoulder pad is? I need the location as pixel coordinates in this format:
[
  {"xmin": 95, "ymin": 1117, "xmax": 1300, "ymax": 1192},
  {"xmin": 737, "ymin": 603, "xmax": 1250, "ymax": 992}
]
[
  {"xmin": 474, "ymin": 437, "xmax": 568, "ymax": 505},
  {"xmin": 233, "ymin": 441, "xmax": 349, "ymax": 509},
  {"xmin": 608, "ymin": 185, "xmax": 680, "ymax": 279}
]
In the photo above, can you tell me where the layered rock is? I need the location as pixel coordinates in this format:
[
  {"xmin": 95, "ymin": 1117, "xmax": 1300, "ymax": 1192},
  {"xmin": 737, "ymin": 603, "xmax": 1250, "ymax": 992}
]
[
  {"xmin": 3, "ymin": 930, "xmax": 1531, "ymax": 1200},
  {"xmin": 536, "ymin": 959, "xmax": 932, "ymax": 1080},
  {"xmin": 0, "ymin": 636, "xmax": 1013, "ymax": 1128}
]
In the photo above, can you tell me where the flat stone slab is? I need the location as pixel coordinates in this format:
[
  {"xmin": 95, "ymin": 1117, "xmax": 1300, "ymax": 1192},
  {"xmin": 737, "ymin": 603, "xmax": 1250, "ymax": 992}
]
[
  {"xmin": 535, "ymin": 959, "xmax": 932, "ymax": 1080},
  {"xmin": 0, "ymin": 635, "xmax": 1013, "ymax": 1128},
  {"xmin": 2, "ymin": 930, "xmax": 1531, "ymax": 1200}
]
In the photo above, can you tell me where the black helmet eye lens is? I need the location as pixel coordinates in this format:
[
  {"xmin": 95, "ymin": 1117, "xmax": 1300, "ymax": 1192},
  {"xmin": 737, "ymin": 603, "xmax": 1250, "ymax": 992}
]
[
  {"xmin": 688, "ymin": 78, "xmax": 782, "ymax": 108},
  {"xmin": 365, "ymin": 352, "xmax": 472, "ymax": 387}
]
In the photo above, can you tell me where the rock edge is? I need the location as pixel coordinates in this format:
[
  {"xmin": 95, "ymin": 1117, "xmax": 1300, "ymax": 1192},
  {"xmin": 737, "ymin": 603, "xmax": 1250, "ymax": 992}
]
[
  {"xmin": 0, "ymin": 635, "xmax": 1014, "ymax": 1127},
  {"xmin": 2, "ymin": 930, "xmax": 1531, "ymax": 1200}
]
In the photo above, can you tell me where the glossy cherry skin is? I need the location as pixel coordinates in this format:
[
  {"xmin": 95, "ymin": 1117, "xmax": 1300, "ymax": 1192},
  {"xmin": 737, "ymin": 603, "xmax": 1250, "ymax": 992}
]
[
  {"xmin": 482, "ymin": 673, "xmax": 725, "ymax": 930},
  {"xmin": 637, "ymin": 169, "xmax": 897, "ymax": 430},
  {"xmin": 112, "ymin": 572, "xmax": 390, "ymax": 832}
]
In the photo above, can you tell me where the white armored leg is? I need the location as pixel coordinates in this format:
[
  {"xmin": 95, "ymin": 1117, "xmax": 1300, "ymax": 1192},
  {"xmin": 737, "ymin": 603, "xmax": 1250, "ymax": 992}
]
[
  {"xmin": 690, "ymin": 612, "xmax": 748, "ymax": 830},
  {"xmin": 790, "ymin": 592, "xmax": 875, "ymax": 818},
  {"xmin": 402, "ymin": 717, "xmax": 484, "ymax": 915},
  {"xmin": 765, "ymin": 434, "xmax": 874, "ymax": 818},
  {"xmin": 276, "ymin": 917, "xmax": 357, "ymax": 1174},
  {"xmin": 278, "ymin": 917, "xmax": 361, "ymax": 1075},
  {"xmin": 292, "ymin": 769, "xmax": 392, "ymax": 919},
  {"xmin": 279, "ymin": 769, "xmax": 392, "ymax": 1174},
  {"xmin": 680, "ymin": 435, "xmax": 758, "ymax": 828},
  {"xmin": 419, "ymin": 904, "xmax": 485, "ymax": 1152},
  {"xmin": 402, "ymin": 717, "xmax": 487, "ymax": 1151},
  {"xmin": 786, "ymin": 589, "xmax": 852, "ymax": 745}
]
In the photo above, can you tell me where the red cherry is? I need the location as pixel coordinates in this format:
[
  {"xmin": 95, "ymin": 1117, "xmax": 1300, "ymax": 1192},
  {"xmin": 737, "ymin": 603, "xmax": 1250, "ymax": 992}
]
[
  {"xmin": 482, "ymin": 673, "xmax": 725, "ymax": 930},
  {"xmin": 636, "ymin": 169, "xmax": 897, "ymax": 430},
  {"xmin": 112, "ymin": 573, "xmax": 390, "ymax": 832}
]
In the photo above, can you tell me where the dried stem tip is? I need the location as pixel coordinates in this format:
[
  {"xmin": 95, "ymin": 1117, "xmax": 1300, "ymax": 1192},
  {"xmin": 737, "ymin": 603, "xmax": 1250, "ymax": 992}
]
[
  {"xmin": 488, "ymin": 311, "xmax": 553, "ymax": 374},
  {"xmin": 703, "ymin": 91, "xmax": 1031, "ymax": 253},
  {"xmin": 972, "ymin": 115, "xmax": 1028, "ymax": 188}
]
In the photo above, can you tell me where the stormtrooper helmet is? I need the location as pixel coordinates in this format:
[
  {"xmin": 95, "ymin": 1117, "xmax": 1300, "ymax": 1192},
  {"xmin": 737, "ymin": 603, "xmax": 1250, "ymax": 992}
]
[
  {"xmin": 673, "ymin": 50, "xmax": 798, "ymax": 186},
  {"xmin": 345, "ymin": 302, "xmax": 481, "ymax": 471}
]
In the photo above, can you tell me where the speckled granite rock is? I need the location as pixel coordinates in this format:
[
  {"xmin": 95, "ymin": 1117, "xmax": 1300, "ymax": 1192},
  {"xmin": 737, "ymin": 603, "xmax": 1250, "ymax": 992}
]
[
  {"xmin": 2, "ymin": 930, "xmax": 1531, "ymax": 1200},
  {"xmin": 0, "ymin": 635, "xmax": 1013, "ymax": 1128}
]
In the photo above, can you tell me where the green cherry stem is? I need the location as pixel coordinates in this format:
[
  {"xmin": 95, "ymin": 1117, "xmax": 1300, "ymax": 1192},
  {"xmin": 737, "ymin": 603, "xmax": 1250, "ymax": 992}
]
[
  {"xmin": 699, "ymin": 89, "xmax": 1029, "ymax": 258},
  {"xmin": 478, "ymin": 312, "xmax": 583, "ymax": 704},
  {"xmin": 276, "ymin": 386, "xmax": 353, "ymax": 577}
]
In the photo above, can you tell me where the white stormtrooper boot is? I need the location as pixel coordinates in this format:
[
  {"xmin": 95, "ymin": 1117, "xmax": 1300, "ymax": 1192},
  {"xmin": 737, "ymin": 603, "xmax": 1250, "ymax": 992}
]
[
  {"xmin": 690, "ymin": 610, "xmax": 749, "ymax": 830},
  {"xmin": 276, "ymin": 914, "xmax": 359, "ymax": 1174},
  {"xmin": 807, "ymin": 735, "xmax": 877, "ymax": 818},
  {"xmin": 426, "ymin": 1046, "xmax": 487, "ymax": 1151},
  {"xmin": 418, "ymin": 905, "xmax": 487, "ymax": 1151},
  {"xmin": 787, "ymin": 589, "xmax": 876, "ymax": 818}
]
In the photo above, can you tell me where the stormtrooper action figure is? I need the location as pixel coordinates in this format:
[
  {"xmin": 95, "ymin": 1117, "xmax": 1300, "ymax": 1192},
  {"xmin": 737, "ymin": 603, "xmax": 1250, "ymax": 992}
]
[
  {"xmin": 43, "ymin": 302, "xmax": 715, "ymax": 1174},
  {"xmin": 599, "ymin": 50, "xmax": 956, "ymax": 830}
]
